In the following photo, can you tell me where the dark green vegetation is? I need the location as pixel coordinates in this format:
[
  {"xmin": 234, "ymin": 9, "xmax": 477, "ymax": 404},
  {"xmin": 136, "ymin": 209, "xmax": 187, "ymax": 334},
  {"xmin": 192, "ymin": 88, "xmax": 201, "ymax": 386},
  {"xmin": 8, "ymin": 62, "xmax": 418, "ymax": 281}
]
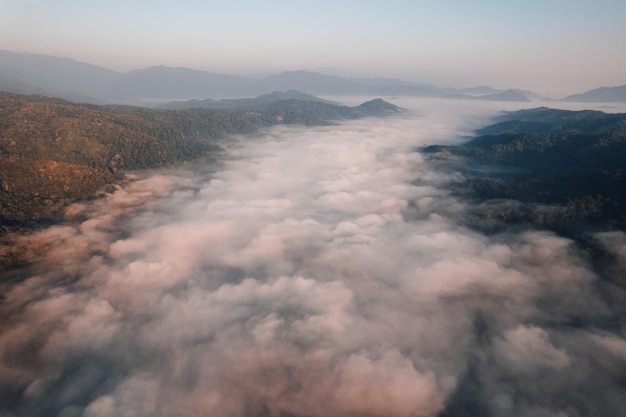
[
  {"xmin": 423, "ymin": 107, "xmax": 626, "ymax": 234},
  {"xmin": 0, "ymin": 91, "xmax": 400, "ymax": 228}
]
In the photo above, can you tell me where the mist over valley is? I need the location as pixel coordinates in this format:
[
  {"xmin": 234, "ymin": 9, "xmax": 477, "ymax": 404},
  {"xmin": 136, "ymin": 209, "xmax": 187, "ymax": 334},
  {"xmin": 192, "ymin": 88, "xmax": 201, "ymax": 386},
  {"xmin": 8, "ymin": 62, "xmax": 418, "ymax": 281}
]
[
  {"xmin": 2, "ymin": 95, "xmax": 626, "ymax": 416},
  {"xmin": 2, "ymin": 1, "xmax": 626, "ymax": 415}
]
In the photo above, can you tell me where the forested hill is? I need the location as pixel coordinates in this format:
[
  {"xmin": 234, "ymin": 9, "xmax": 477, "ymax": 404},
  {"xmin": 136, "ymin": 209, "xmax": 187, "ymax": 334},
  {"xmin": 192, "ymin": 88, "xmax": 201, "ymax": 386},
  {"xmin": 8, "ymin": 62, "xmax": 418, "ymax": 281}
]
[
  {"xmin": 422, "ymin": 107, "xmax": 626, "ymax": 234},
  {"xmin": 474, "ymin": 106, "xmax": 626, "ymax": 136},
  {"xmin": 0, "ymin": 91, "xmax": 401, "ymax": 228}
]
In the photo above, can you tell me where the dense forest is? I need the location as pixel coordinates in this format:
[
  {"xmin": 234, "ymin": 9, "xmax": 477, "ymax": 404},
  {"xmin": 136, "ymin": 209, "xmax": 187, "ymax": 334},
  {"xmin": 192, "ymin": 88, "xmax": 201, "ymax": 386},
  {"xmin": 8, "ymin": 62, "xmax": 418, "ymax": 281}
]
[
  {"xmin": 422, "ymin": 107, "xmax": 626, "ymax": 233},
  {"xmin": 0, "ymin": 91, "xmax": 400, "ymax": 228}
]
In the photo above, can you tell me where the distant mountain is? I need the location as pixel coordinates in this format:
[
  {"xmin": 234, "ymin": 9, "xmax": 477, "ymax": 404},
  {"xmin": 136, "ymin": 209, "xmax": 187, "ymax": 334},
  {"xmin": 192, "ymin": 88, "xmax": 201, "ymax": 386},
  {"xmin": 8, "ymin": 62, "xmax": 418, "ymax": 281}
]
[
  {"xmin": 243, "ymin": 71, "xmax": 526, "ymax": 100},
  {"xmin": 0, "ymin": 50, "xmax": 119, "ymax": 101},
  {"xmin": 446, "ymin": 89, "xmax": 530, "ymax": 102},
  {"xmin": 223, "ymin": 97, "xmax": 402, "ymax": 126},
  {"xmin": 0, "ymin": 50, "xmax": 541, "ymax": 104},
  {"xmin": 237, "ymin": 89, "xmax": 338, "ymax": 104},
  {"xmin": 162, "ymin": 89, "xmax": 337, "ymax": 110},
  {"xmin": 478, "ymin": 89, "xmax": 530, "ymax": 102},
  {"xmin": 352, "ymin": 98, "xmax": 403, "ymax": 115},
  {"xmin": 563, "ymin": 85, "xmax": 626, "ymax": 102},
  {"xmin": 350, "ymin": 77, "xmax": 417, "ymax": 88},
  {"xmin": 456, "ymin": 86, "xmax": 500, "ymax": 95},
  {"xmin": 0, "ymin": 51, "xmax": 253, "ymax": 103},
  {"xmin": 249, "ymin": 70, "xmax": 375, "ymax": 96},
  {"xmin": 514, "ymin": 89, "xmax": 545, "ymax": 101},
  {"xmin": 105, "ymin": 66, "xmax": 251, "ymax": 100}
]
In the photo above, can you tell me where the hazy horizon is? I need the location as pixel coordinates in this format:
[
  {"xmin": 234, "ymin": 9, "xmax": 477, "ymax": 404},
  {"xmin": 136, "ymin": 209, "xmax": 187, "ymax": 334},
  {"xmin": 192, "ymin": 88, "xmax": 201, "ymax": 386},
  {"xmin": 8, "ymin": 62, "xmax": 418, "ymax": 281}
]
[{"xmin": 1, "ymin": 1, "xmax": 625, "ymax": 97}]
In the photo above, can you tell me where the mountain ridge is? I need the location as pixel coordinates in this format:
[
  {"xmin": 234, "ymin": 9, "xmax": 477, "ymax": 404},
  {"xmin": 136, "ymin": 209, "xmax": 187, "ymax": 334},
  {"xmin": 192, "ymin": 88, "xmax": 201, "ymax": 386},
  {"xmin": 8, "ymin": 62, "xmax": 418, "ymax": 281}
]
[
  {"xmin": 0, "ymin": 50, "xmax": 539, "ymax": 104},
  {"xmin": 563, "ymin": 85, "xmax": 626, "ymax": 103},
  {"xmin": 161, "ymin": 89, "xmax": 338, "ymax": 110},
  {"xmin": 0, "ymin": 91, "xmax": 401, "ymax": 230}
]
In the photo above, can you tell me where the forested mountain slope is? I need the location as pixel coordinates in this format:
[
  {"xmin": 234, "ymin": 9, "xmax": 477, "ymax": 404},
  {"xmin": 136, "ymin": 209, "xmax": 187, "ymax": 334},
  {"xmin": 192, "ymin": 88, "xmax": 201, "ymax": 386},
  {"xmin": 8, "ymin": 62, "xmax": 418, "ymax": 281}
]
[
  {"xmin": 422, "ymin": 107, "xmax": 626, "ymax": 233},
  {"xmin": 0, "ymin": 92, "xmax": 400, "ymax": 227}
]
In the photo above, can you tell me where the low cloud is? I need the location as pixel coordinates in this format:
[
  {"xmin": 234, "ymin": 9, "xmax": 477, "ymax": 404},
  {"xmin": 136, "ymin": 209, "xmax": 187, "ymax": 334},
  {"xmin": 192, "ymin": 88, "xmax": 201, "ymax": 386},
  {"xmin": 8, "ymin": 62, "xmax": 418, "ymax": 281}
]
[{"xmin": 1, "ymin": 98, "xmax": 625, "ymax": 417}]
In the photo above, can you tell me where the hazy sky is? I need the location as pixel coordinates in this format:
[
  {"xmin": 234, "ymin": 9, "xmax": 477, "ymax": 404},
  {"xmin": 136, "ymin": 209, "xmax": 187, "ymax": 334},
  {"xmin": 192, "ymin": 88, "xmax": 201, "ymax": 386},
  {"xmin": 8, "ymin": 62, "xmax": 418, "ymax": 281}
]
[{"xmin": 1, "ymin": 0, "xmax": 625, "ymax": 96}]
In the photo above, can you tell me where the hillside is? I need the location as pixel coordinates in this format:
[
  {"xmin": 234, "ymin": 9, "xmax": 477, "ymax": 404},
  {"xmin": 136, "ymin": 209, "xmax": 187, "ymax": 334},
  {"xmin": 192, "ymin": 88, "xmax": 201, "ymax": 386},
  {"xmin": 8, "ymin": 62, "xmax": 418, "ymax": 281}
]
[
  {"xmin": 422, "ymin": 107, "xmax": 626, "ymax": 234},
  {"xmin": 161, "ymin": 89, "xmax": 338, "ymax": 110},
  {"xmin": 0, "ymin": 93, "xmax": 224, "ymax": 227},
  {"xmin": 0, "ymin": 92, "xmax": 401, "ymax": 228}
]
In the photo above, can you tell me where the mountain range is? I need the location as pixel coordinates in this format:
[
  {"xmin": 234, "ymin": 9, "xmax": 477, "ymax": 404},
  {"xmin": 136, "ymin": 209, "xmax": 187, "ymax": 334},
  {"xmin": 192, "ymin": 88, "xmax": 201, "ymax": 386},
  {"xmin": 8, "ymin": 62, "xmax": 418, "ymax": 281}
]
[
  {"xmin": 160, "ymin": 89, "xmax": 339, "ymax": 110},
  {"xmin": 2, "ymin": 49, "xmax": 625, "ymax": 107},
  {"xmin": 0, "ymin": 50, "xmax": 545, "ymax": 105}
]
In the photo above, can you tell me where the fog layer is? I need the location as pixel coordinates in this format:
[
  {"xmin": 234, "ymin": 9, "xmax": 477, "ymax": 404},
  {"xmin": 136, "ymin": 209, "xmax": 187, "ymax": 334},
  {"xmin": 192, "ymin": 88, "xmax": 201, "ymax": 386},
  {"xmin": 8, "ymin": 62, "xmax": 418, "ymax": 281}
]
[{"xmin": 1, "ymin": 99, "xmax": 625, "ymax": 417}]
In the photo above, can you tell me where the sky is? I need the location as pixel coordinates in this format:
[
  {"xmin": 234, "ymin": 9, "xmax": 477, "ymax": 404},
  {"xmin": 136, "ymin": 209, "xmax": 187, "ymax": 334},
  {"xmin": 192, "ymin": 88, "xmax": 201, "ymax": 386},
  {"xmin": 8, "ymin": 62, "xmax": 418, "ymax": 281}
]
[{"xmin": 1, "ymin": 0, "xmax": 625, "ymax": 98}]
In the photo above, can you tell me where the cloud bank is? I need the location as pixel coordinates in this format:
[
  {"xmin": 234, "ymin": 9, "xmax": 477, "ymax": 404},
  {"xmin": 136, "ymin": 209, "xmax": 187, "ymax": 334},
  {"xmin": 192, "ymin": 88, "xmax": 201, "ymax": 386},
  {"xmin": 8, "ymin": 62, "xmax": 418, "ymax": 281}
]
[{"xmin": 1, "ymin": 98, "xmax": 625, "ymax": 417}]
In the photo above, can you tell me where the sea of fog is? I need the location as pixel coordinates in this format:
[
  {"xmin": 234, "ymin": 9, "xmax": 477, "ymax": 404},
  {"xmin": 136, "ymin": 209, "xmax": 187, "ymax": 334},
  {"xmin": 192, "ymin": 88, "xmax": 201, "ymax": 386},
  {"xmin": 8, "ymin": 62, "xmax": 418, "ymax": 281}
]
[{"xmin": 1, "ymin": 98, "xmax": 626, "ymax": 417}]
